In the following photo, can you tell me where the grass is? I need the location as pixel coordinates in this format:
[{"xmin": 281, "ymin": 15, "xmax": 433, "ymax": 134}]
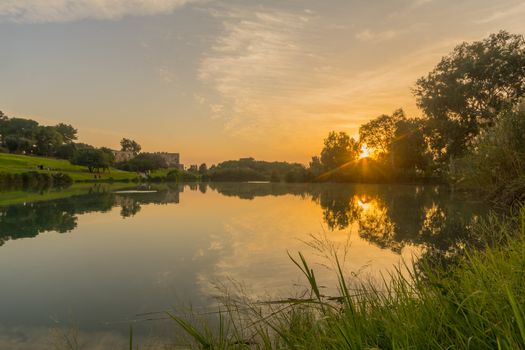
[
  {"xmin": 0, "ymin": 152, "xmax": 137, "ymax": 181},
  {"xmin": 168, "ymin": 206, "xmax": 525, "ymax": 349}
]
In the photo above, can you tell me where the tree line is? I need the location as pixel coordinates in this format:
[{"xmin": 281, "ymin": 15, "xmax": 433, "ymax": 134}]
[
  {"xmin": 287, "ymin": 30, "xmax": 525, "ymax": 194},
  {"xmin": 0, "ymin": 113, "xmax": 178, "ymax": 174}
]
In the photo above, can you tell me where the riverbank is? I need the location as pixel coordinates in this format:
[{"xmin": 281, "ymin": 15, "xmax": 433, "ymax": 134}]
[{"xmin": 169, "ymin": 206, "xmax": 525, "ymax": 349}]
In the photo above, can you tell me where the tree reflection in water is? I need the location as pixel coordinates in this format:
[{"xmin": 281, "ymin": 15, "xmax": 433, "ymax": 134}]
[{"xmin": 0, "ymin": 183, "xmax": 488, "ymax": 261}]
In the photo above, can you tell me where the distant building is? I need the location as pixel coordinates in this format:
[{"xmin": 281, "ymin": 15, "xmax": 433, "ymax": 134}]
[
  {"xmin": 154, "ymin": 152, "xmax": 180, "ymax": 168},
  {"xmin": 112, "ymin": 150, "xmax": 135, "ymax": 163},
  {"xmin": 112, "ymin": 150, "xmax": 181, "ymax": 168}
]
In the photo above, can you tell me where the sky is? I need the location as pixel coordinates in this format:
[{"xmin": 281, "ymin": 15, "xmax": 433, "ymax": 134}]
[{"xmin": 1, "ymin": 0, "xmax": 525, "ymax": 166}]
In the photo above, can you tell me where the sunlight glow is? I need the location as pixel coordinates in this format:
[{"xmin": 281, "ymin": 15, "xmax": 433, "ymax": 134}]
[{"xmin": 359, "ymin": 144, "xmax": 370, "ymax": 159}]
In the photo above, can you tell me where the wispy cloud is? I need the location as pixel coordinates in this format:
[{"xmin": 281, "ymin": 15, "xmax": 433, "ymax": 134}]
[
  {"xmin": 355, "ymin": 23, "xmax": 427, "ymax": 43},
  {"xmin": 0, "ymin": 0, "xmax": 197, "ymax": 23},
  {"xmin": 198, "ymin": 5, "xmax": 320, "ymax": 136},
  {"xmin": 472, "ymin": 1, "xmax": 525, "ymax": 24},
  {"xmin": 197, "ymin": 3, "xmax": 462, "ymax": 148}
]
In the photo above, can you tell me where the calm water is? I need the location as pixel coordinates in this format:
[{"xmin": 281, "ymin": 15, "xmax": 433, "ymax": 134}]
[{"xmin": 0, "ymin": 183, "xmax": 488, "ymax": 349}]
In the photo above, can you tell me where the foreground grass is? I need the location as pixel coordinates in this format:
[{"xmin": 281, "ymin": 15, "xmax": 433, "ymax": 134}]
[
  {"xmin": 168, "ymin": 208, "xmax": 525, "ymax": 349},
  {"xmin": 0, "ymin": 153, "xmax": 136, "ymax": 181}
]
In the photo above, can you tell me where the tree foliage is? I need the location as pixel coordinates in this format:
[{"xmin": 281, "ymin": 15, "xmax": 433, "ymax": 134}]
[
  {"xmin": 209, "ymin": 157, "xmax": 305, "ymax": 181},
  {"xmin": 320, "ymin": 131, "xmax": 359, "ymax": 170},
  {"xmin": 414, "ymin": 31, "xmax": 525, "ymax": 161},
  {"xmin": 360, "ymin": 109, "xmax": 406, "ymax": 157},
  {"xmin": 71, "ymin": 148, "xmax": 113, "ymax": 173},
  {"xmin": 119, "ymin": 153, "xmax": 167, "ymax": 172},
  {"xmin": 35, "ymin": 126, "xmax": 64, "ymax": 156},
  {"xmin": 120, "ymin": 138, "xmax": 141, "ymax": 155},
  {"xmin": 55, "ymin": 123, "xmax": 77, "ymax": 143},
  {"xmin": 452, "ymin": 102, "xmax": 525, "ymax": 198}
]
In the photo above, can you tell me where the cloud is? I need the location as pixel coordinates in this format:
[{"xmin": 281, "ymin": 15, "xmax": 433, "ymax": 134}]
[
  {"xmin": 355, "ymin": 29, "xmax": 401, "ymax": 42},
  {"xmin": 472, "ymin": 2, "xmax": 525, "ymax": 24},
  {"xmin": 198, "ymin": 5, "xmax": 319, "ymax": 136},
  {"xmin": 197, "ymin": 4, "xmax": 444, "ymax": 146},
  {"xmin": 355, "ymin": 23, "xmax": 427, "ymax": 43},
  {"xmin": 0, "ymin": 0, "xmax": 197, "ymax": 23}
]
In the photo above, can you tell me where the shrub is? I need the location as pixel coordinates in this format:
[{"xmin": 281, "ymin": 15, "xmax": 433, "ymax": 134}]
[{"xmin": 452, "ymin": 102, "xmax": 525, "ymax": 199}]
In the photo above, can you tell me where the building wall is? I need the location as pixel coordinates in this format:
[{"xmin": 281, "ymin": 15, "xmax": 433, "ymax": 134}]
[
  {"xmin": 154, "ymin": 152, "xmax": 180, "ymax": 167},
  {"xmin": 112, "ymin": 151, "xmax": 181, "ymax": 168},
  {"xmin": 113, "ymin": 150, "xmax": 135, "ymax": 163}
]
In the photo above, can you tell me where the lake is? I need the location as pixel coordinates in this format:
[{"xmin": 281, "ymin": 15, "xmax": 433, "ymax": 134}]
[{"xmin": 0, "ymin": 182, "xmax": 488, "ymax": 349}]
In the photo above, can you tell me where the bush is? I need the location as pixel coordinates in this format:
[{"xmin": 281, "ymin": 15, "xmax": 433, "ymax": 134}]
[{"xmin": 453, "ymin": 102, "xmax": 525, "ymax": 199}]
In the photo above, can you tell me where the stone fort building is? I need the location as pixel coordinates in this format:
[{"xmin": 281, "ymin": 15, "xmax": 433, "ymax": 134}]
[{"xmin": 112, "ymin": 151, "xmax": 182, "ymax": 169}]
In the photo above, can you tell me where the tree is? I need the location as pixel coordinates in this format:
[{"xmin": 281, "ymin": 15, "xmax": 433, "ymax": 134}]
[
  {"xmin": 120, "ymin": 138, "xmax": 141, "ymax": 155},
  {"xmin": 35, "ymin": 126, "xmax": 63, "ymax": 156},
  {"xmin": 0, "ymin": 111, "xmax": 7, "ymax": 146},
  {"xmin": 359, "ymin": 109, "xmax": 406, "ymax": 157},
  {"xmin": 1, "ymin": 118, "xmax": 39, "ymax": 153},
  {"xmin": 452, "ymin": 102, "xmax": 525, "ymax": 197},
  {"xmin": 196, "ymin": 163, "xmax": 210, "ymax": 181},
  {"xmin": 71, "ymin": 148, "xmax": 112, "ymax": 173},
  {"xmin": 55, "ymin": 143, "xmax": 77, "ymax": 160},
  {"xmin": 99, "ymin": 147, "xmax": 116, "ymax": 166},
  {"xmin": 309, "ymin": 156, "xmax": 323, "ymax": 175},
  {"xmin": 414, "ymin": 31, "xmax": 525, "ymax": 161},
  {"xmin": 4, "ymin": 135, "xmax": 33, "ymax": 153},
  {"xmin": 320, "ymin": 131, "xmax": 359, "ymax": 170},
  {"xmin": 123, "ymin": 153, "xmax": 167, "ymax": 172},
  {"xmin": 391, "ymin": 118, "xmax": 428, "ymax": 172},
  {"xmin": 55, "ymin": 123, "xmax": 77, "ymax": 143}
]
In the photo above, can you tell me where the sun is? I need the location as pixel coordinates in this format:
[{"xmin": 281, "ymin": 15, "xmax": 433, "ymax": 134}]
[{"xmin": 359, "ymin": 144, "xmax": 370, "ymax": 159}]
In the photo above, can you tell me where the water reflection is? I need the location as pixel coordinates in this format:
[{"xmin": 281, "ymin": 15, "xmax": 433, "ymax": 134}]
[
  {"xmin": 0, "ymin": 184, "xmax": 181, "ymax": 246},
  {"xmin": 209, "ymin": 183, "xmax": 488, "ymax": 256},
  {"xmin": 0, "ymin": 183, "xmax": 487, "ymax": 257},
  {"xmin": 0, "ymin": 182, "xmax": 489, "ymax": 349}
]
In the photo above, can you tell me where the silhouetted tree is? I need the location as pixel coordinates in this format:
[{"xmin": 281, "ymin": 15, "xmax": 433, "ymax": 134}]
[{"xmin": 320, "ymin": 131, "xmax": 359, "ymax": 170}]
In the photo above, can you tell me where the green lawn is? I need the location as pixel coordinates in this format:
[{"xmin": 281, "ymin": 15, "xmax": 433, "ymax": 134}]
[{"xmin": 0, "ymin": 153, "xmax": 137, "ymax": 181}]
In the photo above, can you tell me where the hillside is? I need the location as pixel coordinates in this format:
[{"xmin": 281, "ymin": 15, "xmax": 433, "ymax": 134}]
[{"xmin": 0, "ymin": 153, "xmax": 136, "ymax": 182}]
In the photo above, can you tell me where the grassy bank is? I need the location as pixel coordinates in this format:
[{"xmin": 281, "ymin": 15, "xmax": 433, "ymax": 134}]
[
  {"xmin": 168, "ymin": 207, "xmax": 525, "ymax": 349},
  {"xmin": 0, "ymin": 153, "xmax": 137, "ymax": 182}
]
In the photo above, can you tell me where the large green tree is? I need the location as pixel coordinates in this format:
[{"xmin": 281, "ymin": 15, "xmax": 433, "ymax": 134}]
[
  {"xmin": 35, "ymin": 126, "xmax": 64, "ymax": 156},
  {"xmin": 55, "ymin": 123, "xmax": 77, "ymax": 143},
  {"xmin": 414, "ymin": 31, "xmax": 525, "ymax": 161},
  {"xmin": 71, "ymin": 148, "xmax": 113, "ymax": 173}
]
